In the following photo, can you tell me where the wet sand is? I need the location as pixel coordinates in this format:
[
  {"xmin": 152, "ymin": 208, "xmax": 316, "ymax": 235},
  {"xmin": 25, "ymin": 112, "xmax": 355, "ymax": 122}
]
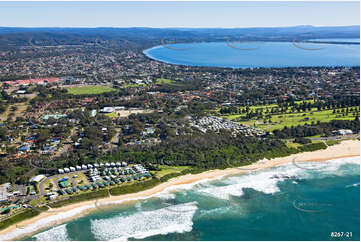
[{"xmin": 0, "ymin": 139, "xmax": 359, "ymax": 241}]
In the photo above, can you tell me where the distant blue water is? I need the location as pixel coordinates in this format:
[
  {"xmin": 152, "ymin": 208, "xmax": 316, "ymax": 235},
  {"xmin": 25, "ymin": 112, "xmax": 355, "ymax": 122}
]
[
  {"xmin": 143, "ymin": 41, "xmax": 360, "ymax": 68},
  {"xmin": 22, "ymin": 156, "xmax": 360, "ymax": 241},
  {"xmin": 310, "ymin": 38, "xmax": 360, "ymax": 43}
]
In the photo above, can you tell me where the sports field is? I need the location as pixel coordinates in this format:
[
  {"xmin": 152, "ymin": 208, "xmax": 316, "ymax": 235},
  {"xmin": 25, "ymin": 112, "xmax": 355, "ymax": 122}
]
[
  {"xmin": 66, "ymin": 86, "xmax": 117, "ymax": 95},
  {"xmin": 155, "ymin": 78, "xmax": 174, "ymax": 85},
  {"xmin": 219, "ymin": 103, "xmax": 359, "ymax": 131}
]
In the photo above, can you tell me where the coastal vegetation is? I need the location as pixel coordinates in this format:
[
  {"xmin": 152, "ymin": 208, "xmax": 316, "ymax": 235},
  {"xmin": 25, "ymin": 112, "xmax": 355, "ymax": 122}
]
[
  {"xmin": 103, "ymin": 132, "xmax": 300, "ymax": 170},
  {"xmin": 109, "ymin": 178, "xmax": 161, "ymax": 196},
  {"xmin": 0, "ymin": 26, "xmax": 359, "ymax": 236},
  {"xmin": 48, "ymin": 190, "xmax": 109, "ymax": 208},
  {"xmin": 0, "ymin": 206, "xmax": 48, "ymax": 230},
  {"xmin": 297, "ymin": 142, "xmax": 327, "ymax": 152},
  {"xmin": 109, "ymin": 167, "xmax": 207, "ymax": 196},
  {"xmin": 272, "ymin": 119, "xmax": 359, "ymax": 138}
]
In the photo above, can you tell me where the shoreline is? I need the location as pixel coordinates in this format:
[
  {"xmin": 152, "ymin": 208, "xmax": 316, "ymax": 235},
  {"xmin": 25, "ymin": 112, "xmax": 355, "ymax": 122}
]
[
  {"xmin": 0, "ymin": 139, "xmax": 359, "ymax": 241},
  {"xmin": 142, "ymin": 41, "xmax": 360, "ymax": 69}
]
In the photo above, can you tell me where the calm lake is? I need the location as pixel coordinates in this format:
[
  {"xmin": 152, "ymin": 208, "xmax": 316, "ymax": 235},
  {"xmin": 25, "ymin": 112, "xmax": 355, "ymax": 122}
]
[{"xmin": 143, "ymin": 40, "xmax": 360, "ymax": 68}]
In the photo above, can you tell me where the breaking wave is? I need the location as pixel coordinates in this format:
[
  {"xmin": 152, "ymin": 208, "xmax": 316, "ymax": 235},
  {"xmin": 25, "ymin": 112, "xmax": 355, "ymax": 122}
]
[
  {"xmin": 197, "ymin": 156, "xmax": 359, "ymax": 200},
  {"xmin": 90, "ymin": 202, "xmax": 198, "ymax": 241},
  {"xmin": 33, "ymin": 224, "xmax": 69, "ymax": 241}
]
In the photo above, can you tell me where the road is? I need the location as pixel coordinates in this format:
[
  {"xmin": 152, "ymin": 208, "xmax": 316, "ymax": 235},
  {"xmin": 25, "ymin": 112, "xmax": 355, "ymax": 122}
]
[
  {"xmin": 309, "ymin": 134, "xmax": 358, "ymax": 141},
  {"xmin": 111, "ymin": 128, "xmax": 121, "ymax": 147},
  {"xmin": 54, "ymin": 127, "xmax": 77, "ymax": 157}
]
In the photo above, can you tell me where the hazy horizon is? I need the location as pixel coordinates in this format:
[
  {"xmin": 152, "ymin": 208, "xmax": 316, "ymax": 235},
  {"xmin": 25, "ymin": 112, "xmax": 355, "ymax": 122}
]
[
  {"xmin": 0, "ymin": 25, "xmax": 360, "ymax": 29},
  {"xmin": 0, "ymin": 1, "xmax": 359, "ymax": 28}
]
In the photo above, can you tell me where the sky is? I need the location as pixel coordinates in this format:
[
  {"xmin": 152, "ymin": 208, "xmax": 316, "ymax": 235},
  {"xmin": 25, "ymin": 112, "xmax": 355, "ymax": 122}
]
[{"xmin": 0, "ymin": 1, "xmax": 359, "ymax": 28}]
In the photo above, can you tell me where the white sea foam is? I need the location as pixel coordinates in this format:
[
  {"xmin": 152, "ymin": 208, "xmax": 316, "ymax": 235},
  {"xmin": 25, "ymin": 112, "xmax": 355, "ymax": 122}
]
[
  {"xmin": 318, "ymin": 156, "xmax": 359, "ymax": 171},
  {"xmin": 293, "ymin": 156, "xmax": 360, "ymax": 173},
  {"xmin": 156, "ymin": 191, "xmax": 176, "ymax": 200},
  {"xmin": 155, "ymin": 178, "xmax": 213, "ymax": 200},
  {"xmin": 345, "ymin": 182, "xmax": 360, "ymax": 188},
  {"xmin": 0, "ymin": 204, "xmax": 95, "ymax": 241},
  {"xmin": 198, "ymin": 156, "xmax": 360, "ymax": 200},
  {"xmin": 198, "ymin": 173, "xmax": 279, "ymax": 200},
  {"xmin": 198, "ymin": 165, "xmax": 299, "ymax": 200},
  {"xmin": 134, "ymin": 201, "xmax": 142, "ymax": 211},
  {"xmin": 2, "ymin": 156, "xmax": 358, "ymax": 240},
  {"xmin": 90, "ymin": 202, "xmax": 198, "ymax": 241},
  {"xmin": 33, "ymin": 224, "xmax": 69, "ymax": 241},
  {"xmin": 99, "ymin": 178, "xmax": 212, "ymax": 207}
]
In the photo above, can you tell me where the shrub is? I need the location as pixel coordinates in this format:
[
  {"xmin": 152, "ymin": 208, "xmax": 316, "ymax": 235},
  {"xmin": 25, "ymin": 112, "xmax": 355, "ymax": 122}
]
[
  {"xmin": 298, "ymin": 142, "xmax": 327, "ymax": 152},
  {"xmin": 0, "ymin": 207, "xmax": 48, "ymax": 230},
  {"xmin": 49, "ymin": 190, "xmax": 109, "ymax": 208},
  {"xmin": 109, "ymin": 178, "xmax": 160, "ymax": 196}
]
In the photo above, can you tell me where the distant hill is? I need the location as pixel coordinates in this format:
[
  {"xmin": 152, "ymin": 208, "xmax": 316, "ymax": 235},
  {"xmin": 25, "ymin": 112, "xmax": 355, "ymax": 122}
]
[{"xmin": 0, "ymin": 25, "xmax": 359, "ymax": 48}]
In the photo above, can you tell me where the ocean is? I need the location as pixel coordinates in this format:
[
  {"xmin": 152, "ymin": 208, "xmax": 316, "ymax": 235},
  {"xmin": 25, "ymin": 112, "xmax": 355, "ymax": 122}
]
[
  {"xmin": 21, "ymin": 156, "xmax": 360, "ymax": 241},
  {"xmin": 143, "ymin": 41, "xmax": 360, "ymax": 68}
]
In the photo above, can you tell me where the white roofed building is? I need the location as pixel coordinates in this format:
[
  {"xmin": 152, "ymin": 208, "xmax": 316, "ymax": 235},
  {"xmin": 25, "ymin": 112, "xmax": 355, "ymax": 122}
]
[{"xmin": 30, "ymin": 175, "xmax": 46, "ymax": 184}]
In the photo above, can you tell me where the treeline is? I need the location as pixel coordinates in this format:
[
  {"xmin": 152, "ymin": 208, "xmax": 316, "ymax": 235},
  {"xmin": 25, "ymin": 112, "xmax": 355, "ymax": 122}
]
[
  {"xmin": 150, "ymin": 79, "xmax": 203, "ymax": 93},
  {"xmin": 220, "ymin": 96, "xmax": 360, "ymax": 116},
  {"xmin": 272, "ymin": 118, "xmax": 360, "ymax": 138},
  {"xmin": 104, "ymin": 131, "xmax": 298, "ymax": 169}
]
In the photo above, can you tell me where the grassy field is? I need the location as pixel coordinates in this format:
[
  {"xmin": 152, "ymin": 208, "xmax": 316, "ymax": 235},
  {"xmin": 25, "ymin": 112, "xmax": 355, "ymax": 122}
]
[
  {"xmin": 66, "ymin": 86, "xmax": 117, "ymax": 95},
  {"xmin": 156, "ymin": 78, "xmax": 174, "ymax": 85},
  {"xmin": 42, "ymin": 179, "xmax": 55, "ymax": 191},
  {"xmin": 325, "ymin": 140, "xmax": 341, "ymax": 146},
  {"xmin": 238, "ymin": 109, "xmax": 357, "ymax": 131},
  {"xmin": 73, "ymin": 172, "xmax": 90, "ymax": 186},
  {"xmin": 105, "ymin": 112, "xmax": 118, "ymax": 118},
  {"xmin": 121, "ymin": 83, "xmax": 147, "ymax": 88},
  {"xmin": 285, "ymin": 141, "xmax": 303, "ymax": 149},
  {"xmin": 155, "ymin": 165, "xmax": 191, "ymax": 178},
  {"xmin": 0, "ymin": 102, "xmax": 29, "ymax": 121},
  {"xmin": 29, "ymin": 196, "xmax": 48, "ymax": 207},
  {"xmin": 219, "ymin": 103, "xmax": 359, "ymax": 131}
]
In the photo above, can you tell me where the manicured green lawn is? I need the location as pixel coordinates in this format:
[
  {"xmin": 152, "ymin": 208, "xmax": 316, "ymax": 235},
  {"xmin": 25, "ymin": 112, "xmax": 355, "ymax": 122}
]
[
  {"xmin": 66, "ymin": 86, "xmax": 117, "ymax": 95},
  {"xmin": 156, "ymin": 78, "xmax": 174, "ymax": 85},
  {"xmin": 220, "ymin": 105, "xmax": 359, "ymax": 131}
]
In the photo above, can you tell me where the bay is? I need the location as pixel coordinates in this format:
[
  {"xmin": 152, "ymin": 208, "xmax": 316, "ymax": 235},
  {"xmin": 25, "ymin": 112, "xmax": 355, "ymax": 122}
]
[{"xmin": 143, "ymin": 41, "xmax": 360, "ymax": 68}]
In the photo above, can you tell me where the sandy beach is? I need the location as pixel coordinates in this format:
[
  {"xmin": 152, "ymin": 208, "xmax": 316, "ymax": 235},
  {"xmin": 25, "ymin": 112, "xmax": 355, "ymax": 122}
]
[{"xmin": 0, "ymin": 139, "xmax": 359, "ymax": 241}]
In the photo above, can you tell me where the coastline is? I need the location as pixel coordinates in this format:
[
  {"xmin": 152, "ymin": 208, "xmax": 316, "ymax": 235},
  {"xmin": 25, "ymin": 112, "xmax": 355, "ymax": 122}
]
[
  {"xmin": 0, "ymin": 139, "xmax": 359, "ymax": 241},
  {"xmin": 142, "ymin": 41, "xmax": 360, "ymax": 69}
]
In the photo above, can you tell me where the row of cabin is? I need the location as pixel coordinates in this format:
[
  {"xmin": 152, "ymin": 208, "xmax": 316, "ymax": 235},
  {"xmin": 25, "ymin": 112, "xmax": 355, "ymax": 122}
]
[{"xmin": 58, "ymin": 162, "xmax": 128, "ymax": 174}]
